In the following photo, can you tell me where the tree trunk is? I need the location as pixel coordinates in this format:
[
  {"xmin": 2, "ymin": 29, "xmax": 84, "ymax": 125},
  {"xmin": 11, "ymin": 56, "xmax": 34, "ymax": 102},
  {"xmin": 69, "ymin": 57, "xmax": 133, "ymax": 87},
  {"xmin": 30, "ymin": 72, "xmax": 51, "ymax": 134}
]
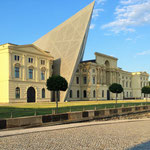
[
  {"xmin": 116, "ymin": 93, "xmax": 118, "ymax": 105},
  {"xmin": 146, "ymin": 94, "xmax": 148, "ymax": 104},
  {"xmin": 55, "ymin": 91, "xmax": 58, "ymax": 114}
]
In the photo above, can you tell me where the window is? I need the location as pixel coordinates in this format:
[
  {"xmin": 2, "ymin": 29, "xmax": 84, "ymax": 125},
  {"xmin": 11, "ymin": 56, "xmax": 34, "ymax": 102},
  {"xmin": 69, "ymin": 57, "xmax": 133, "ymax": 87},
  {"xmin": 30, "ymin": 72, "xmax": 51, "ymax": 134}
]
[
  {"xmin": 127, "ymin": 92, "xmax": 128, "ymax": 97},
  {"xmin": 126, "ymin": 81, "xmax": 128, "ymax": 87},
  {"xmin": 14, "ymin": 55, "xmax": 19, "ymax": 61},
  {"xmin": 15, "ymin": 67, "xmax": 19, "ymax": 78},
  {"xmin": 130, "ymin": 92, "xmax": 132, "ymax": 97},
  {"xmin": 93, "ymin": 76, "xmax": 95, "ymax": 84},
  {"xmin": 93, "ymin": 90, "xmax": 96, "ymax": 98},
  {"xmin": 29, "ymin": 69, "xmax": 33, "ymax": 79},
  {"xmin": 83, "ymin": 90, "xmax": 87, "ymax": 98},
  {"xmin": 76, "ymin": 77, "xmax": 79, "ymax": 84},
  {"xmin": 130, "ymin": 82, "xmax": 131, "ymax": 88},
  {"xmin": 83, "ymin": 76, "xmax": 87, "ymax": 84},
  {"xmin": 42, "ymin": 88, "xmax": 45, "ymax": 98},
  {"xmin": 28, "ymin": 58, "xmax": 33, "ymax": 63},
  {"xmin": 41, "ymin": 71, "xmax": 45, "ymax": 80},
  {"xmin": 15, "ymin": 87, "xmax": 20, "ymax": 99},
  {"xmin": 77, "ymin": 90, "xmax": 79, "ymax": 98},
  {"xmin": 41, "ymin": 60, "xmax": 45, "ymax": 65},
  {"xmin": 102, "ymin": 90, "xmax": 104, "ymax": 98},
  {"xmin": 70, "ymin": 90, "xmax": 72, "ymax": 98},
  {"xmin": 92, "ymin": 69, "xmax": 95, "ymax": 73}
]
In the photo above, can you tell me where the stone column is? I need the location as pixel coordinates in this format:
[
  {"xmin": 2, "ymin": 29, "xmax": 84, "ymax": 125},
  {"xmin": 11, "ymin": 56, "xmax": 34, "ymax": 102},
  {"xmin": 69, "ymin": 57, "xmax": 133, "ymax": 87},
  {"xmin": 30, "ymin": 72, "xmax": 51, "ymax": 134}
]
[
  {"xmin": 96, "ymin": 68, "xmax": 99, "ymax": 84},
  {"xmin": 104, "ymin": 69, "xmax": 106, "ymax": 85},
  {"xmin": 110, "ymin": 71, "xmax": 113, "ymax": 84},
  {"xmin": 101, "ymin": 69, "xmax": 104, "ymax": 84},
  {"xmin": 35, "ymin": 56, "xmax": 38, "ymax": 82},
  {"xmin": 99, "ymin": 68, "xmax": 101, "ymax": 84},
  {"xmin": 22, "ymin": 55, "xmax": 25, "ymax": 81}
]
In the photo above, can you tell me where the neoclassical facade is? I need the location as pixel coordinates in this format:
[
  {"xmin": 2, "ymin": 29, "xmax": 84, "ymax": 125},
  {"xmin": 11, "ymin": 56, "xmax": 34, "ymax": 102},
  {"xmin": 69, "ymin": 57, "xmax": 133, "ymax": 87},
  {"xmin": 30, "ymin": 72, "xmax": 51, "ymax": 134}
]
[
  {"xmin": 0, "ymin": 43, "xmax": 53, "ymax": 103},
  {"xmin": 67, "ymin": 52, "xmax": 149, "ymax": 101},
  {"xmin": 0, "ymin": 44, "xmax": 149, "ymax": 103}
]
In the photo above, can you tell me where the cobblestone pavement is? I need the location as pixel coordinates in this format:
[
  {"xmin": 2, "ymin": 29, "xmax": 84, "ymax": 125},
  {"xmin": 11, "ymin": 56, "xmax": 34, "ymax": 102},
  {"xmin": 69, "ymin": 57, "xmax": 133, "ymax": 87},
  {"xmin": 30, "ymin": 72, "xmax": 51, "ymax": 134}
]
[{"xmin": 1, "ymin": 119, "xmax": 150, "ymax": 150}]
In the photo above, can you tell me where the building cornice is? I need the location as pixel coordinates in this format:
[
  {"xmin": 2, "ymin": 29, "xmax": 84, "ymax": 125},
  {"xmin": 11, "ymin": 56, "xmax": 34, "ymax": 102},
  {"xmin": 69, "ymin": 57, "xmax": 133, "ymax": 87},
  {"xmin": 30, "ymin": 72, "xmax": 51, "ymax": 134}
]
[{"xmin": 95, "ymin": 52, "xmax": 118, "ymax": 60}]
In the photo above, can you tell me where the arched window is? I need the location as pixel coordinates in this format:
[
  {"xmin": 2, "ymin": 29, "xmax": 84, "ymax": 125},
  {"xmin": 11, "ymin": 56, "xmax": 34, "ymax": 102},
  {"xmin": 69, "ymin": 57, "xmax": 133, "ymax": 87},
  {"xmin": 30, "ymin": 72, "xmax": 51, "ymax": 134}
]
[
  {"xmin": 16, "ymin": 87, "xmax": 20, "ymax": 99},
  {"xmin": 42, "ymin": 88, "xmax": 45, "ymax": 98},
  {"xmin": 83, "ymin": 90, "xmax": 87, "ymax": 98},
  {"xmin": 105, "ymin": 60, "xmax": 110, "ymax": 68},
  {"xmin": 93, "ymin": 90, "xmax": 96, "ymax": 98},
  {"xmin": 70, "ymin": 90, "xmax": 72, "ymax": 98}
]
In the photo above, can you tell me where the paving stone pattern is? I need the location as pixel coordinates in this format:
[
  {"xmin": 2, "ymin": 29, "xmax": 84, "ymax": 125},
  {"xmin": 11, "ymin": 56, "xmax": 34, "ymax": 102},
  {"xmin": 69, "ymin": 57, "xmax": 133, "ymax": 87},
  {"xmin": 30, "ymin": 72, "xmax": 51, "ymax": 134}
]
[{"xmin": 1, "ymin": 120, "xmax": 150, "ymax": 150}]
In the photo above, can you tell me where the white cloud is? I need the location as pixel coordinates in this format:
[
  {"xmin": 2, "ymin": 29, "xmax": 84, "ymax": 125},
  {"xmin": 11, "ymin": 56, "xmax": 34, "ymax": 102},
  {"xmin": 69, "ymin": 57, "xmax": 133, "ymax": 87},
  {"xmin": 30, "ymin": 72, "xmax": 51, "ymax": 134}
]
[
  {"xmin": 136, "ymin": 50, "xmax": 150, "ymax": 56},
  {"xmin": 90, "ymin": 24, "xmax": 95, "ymax": 29},
  {"xmin": 120, "ymin": 0, "xmax": 141, "ymax": 5},
  {"xmin": 96, "ymin": 0, "xmax": 106, "ymax": 5},
  {"xmin": 126, "ymin": 38, "xmax": 133, "ymax": 41},
  {"xmin": 92, "ymin": 8, "xmax": 104, "ymax": 18},
  {"xmin": 102, "ymin": 0, "xmax": 150, "ymax": 33}
]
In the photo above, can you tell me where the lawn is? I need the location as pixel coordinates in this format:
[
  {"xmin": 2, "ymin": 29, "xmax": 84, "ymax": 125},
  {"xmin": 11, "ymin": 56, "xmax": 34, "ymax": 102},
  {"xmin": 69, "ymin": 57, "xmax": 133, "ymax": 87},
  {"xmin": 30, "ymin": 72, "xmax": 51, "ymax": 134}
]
[{"xmin": 0, "ymin": 99, "xmax": 149, "ymax": 119}]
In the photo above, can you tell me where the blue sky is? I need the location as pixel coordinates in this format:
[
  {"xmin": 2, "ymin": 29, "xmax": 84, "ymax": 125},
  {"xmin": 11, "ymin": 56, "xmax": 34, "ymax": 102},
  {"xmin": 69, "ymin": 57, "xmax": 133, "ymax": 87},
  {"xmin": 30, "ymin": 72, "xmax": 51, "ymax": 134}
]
[{"xmin": 0, "ymin": 0, "xmax": 150, "ymax": 74}]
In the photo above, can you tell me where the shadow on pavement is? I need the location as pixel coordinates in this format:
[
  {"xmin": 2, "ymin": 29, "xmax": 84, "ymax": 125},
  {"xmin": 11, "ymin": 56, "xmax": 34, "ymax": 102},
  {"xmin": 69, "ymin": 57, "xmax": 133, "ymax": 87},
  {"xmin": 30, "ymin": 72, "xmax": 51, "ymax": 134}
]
[{"xmin": 129, "ymin": 141, "xmax": 150, "ymax": 150}]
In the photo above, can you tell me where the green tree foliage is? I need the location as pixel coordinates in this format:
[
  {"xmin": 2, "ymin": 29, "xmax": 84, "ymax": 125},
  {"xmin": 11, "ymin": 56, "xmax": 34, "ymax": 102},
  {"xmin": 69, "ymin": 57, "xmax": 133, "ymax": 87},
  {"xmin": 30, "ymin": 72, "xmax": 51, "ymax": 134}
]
[
  {"xmin": 109, "ymin": 83, "xmax": 123, "ymax": 104},
  {"xmin": 46, "ymin": 75, "xmax": 68, "ymax": 113},
  {"xmin": 141, "ymin": 86, "xmax": 150, "ymax": 102}
]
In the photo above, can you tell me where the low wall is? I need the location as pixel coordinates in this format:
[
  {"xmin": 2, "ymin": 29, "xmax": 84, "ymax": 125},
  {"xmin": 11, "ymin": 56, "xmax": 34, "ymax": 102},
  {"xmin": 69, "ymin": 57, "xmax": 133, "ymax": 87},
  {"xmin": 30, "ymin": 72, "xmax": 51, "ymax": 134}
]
[{"xmin": 0, "ymin": 105, "xmax": 150, "ymax": 129}]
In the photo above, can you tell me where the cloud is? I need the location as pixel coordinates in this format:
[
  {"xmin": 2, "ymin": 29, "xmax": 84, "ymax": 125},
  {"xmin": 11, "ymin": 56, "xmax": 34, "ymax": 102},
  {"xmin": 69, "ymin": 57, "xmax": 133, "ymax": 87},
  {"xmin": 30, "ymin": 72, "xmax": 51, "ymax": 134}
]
[
  {"xmin": 96, "ymin": 0, "xmax": 106, "ymax": 5},
  {"xmin": 90, "ymin": 24, "xmax": 95, "ymax": 29},
  {"xmin": 126, "ymin": 38, "xmax": 133, "ymax": 41},
  {"xmin": 102, "ymin": 0, "xmax": 150, "ymax": 33},
  {"xmin": 92, "ymin": 8, "xmax": 104, "ymax": 18},
  {"xmin": 136, "ymin": 50, "xmax": 150, "ymax": 56}
]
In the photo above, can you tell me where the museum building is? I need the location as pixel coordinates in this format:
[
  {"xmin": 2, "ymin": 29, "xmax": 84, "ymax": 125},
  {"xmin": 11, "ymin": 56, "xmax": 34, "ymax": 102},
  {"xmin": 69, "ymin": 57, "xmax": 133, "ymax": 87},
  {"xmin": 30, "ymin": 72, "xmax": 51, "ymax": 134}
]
[
  {"xmin": 67, "ymin": 52, "xmax": 149, "ymax": 101},
  {"xmin": 0, "ymin": 43, "xmax": 53, "ymax": 103},
  {"xmin": 0, "ymin": 2, "xmax": 149, "ymax": 103}
]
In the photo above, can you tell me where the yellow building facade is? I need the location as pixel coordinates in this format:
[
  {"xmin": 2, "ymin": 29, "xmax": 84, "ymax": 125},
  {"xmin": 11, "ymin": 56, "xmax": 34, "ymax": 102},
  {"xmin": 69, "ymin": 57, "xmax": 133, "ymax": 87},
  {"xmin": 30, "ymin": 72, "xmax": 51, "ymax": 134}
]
[
  {"xmin": 0, "ymin": 43, "xmax": 53, "ymax": 103},
  {"xmin": 67, "ymin": 52, "xmax": 149, "ymax": 101}
]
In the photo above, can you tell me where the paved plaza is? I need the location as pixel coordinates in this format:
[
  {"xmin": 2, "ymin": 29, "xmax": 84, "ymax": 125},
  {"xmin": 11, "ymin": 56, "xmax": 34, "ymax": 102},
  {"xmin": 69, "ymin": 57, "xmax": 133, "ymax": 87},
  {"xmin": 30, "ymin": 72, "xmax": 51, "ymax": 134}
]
[{"xmin": 0, "ymin": 119, "xmax": 150, "ymax": 150}]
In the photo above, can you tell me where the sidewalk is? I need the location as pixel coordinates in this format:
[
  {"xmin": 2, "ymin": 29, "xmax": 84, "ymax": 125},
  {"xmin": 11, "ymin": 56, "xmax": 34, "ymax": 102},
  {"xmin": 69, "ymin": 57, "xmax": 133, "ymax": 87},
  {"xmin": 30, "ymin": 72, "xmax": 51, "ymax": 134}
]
[{"xmin": 1, "ymin": 118, "xmax": 150, "ymax": 138}]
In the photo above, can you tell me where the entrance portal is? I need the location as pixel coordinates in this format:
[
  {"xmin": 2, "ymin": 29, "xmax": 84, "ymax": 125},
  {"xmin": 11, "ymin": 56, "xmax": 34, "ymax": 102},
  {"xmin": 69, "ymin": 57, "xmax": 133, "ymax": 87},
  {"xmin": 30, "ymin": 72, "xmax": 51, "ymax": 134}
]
[{"xmin": 27, "ymin": 87, "xmax": 35, "ymax": 103}]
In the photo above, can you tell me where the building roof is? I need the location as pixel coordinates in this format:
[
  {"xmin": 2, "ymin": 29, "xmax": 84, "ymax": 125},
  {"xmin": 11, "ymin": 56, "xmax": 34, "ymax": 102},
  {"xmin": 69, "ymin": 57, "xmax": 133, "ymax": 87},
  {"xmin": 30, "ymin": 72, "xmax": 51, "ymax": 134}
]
[
  {"xmin": 95, "ymin": 52, "xmax": 118, "ymax": 60},
  {"xmin": 81, "ymin": 59, "xmax": 96, "ymax": 63}
]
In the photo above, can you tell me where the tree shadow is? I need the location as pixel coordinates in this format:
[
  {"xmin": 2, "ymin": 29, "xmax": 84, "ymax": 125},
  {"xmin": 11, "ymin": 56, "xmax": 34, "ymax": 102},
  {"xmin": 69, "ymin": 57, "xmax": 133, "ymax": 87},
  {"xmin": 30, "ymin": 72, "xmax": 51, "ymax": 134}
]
[{"xmin": 128, "ymin": 140, "xmax": 150, "ymax": 150}]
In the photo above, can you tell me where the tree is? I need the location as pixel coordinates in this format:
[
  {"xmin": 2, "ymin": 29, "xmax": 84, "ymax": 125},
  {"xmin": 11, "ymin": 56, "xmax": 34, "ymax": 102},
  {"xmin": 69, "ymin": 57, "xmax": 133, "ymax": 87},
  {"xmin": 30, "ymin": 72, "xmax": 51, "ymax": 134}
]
[
  {"xmin": 46, "ymin": 75, "xmax": 68, "ymax": 113},
  {"xmin": 141, "ymin": 86, "xmax": 150, "ymax": 103},
  {"xmin": 109, "ymin": 83, "xmax": 123, "ymax": 104}
]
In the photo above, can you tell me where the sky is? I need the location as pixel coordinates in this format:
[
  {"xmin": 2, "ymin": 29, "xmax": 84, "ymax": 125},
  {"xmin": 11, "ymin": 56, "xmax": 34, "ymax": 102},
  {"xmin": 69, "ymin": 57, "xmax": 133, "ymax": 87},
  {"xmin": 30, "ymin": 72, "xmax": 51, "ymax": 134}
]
[{"xmin": 0, "ymin": 0, "xmax": 150, "ymax": 74}]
